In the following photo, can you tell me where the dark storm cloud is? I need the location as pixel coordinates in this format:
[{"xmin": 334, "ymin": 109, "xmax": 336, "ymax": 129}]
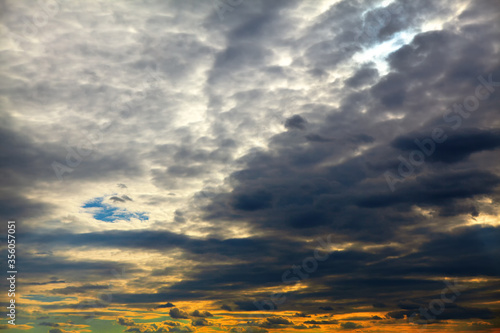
[
  {"xmin": 38, "ymin": 322, "xmax": 60, "ymax": 327},
  {"xmin": 323, "ymin": 225, "xmax": 500, "ymax": 280},
  {"xmin": 199, "ymin": 0, "xmax": 500, "ymax": 245},
  {"xmin": 191, "ymin": 310, "xmax": 213, "ymax": 317},
  {"xmin": 259, "ymin": 316, "xmax": 294, "ymax": 328},
  {"xmin": 285, "ymin": 115, "xmax": 308, "ymax": 130},
  {"xmin": 356, "ymin": 169, "xmax": 500, "ymax": 209},
  {"xmin": 117, "ymin": 317, "xmax": 135, "ymax": 326},
  {"xmin": 191, "ymin": 318, "xmax": 211, "ymax": 326},
  {"xmin": 233, "ymin": 300, "xmax": 268, "ymax": 312},
  {"xmin": 221, "ymin": 304, "xmax": 233, "ymax": 311},
  {"xmin": 101, "ymin": 292, "xmax": 204, "ymax": 304},
  {"xmin": 155, "ymin": 302, "xmax": 175, "ymax": 309},
  {"xmin": 50, "ymin": 284, "xmax": 110, "ymax": 295},
  {"xmin": 318, "ymin": 306, "xmax": 334, "ymax": 311},
  {"xmin": 26, "ymin": 280, "xmax": 65, "ymax": 286},
  {"xmin": 232, "ymin": 189, "xmax": 274, "ymax": 211},
  {"xmin": 21, "ymin": 229, "xmax": 308, "ymax": 263},
  {"xmin": 41, "ymin": 300, "xmax": 109, "ymax": 310},
  {"xmin": 85, "ymin": 225, "xmax": 499, "ymax": 311},
  {"xmin": 345, "ymin": 64, "xmax": 379, "ymax": 88},
  {"xmin": 392, "ymin": 128, "xmax": 500, "ymax": 163},
  {"xmin": 13, "ymin": 252, "xmax": 137, "ymax": 284},
  {"xmin": 0, "ymin": 193, "xmax": 50, "ymax": 223},
  {"xmin": 387, "ymin": 305, "xmax": 495, "ymax": 321},
  {"xmin": 304, "ymin": 319, "xmax": 338, "ymax": 325},
  {"xmin": 340, "ymin": 322, "xmax": 363, "ymax": 329},
  {"xmin": 370, "ymin": 72, "xmax": 406, "ymax": 108},
  {"xmin": 372, "ymin": 303, "xmax": 387, "ymax": 308},
  {"xmin": 169, "ymin": 308, "xmax": 189, "ymax": 319},
  {"xmin": 0, "ymin": 115, "xmax": 56, "ymax": 221},
  {"xmin": 305, "ymin": 134, "xmax": 334, "ymax": 143}
]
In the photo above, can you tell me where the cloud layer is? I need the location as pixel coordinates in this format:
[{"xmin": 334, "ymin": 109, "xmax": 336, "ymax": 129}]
[{"xmin": 1, "ymin": 0, "xmax": 499, "ymax": 332}]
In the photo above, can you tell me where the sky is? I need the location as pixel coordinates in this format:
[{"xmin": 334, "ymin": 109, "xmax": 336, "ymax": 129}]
[{"xmin": 0, "ymin": 0, "xmax": 500, "ymax": 332}]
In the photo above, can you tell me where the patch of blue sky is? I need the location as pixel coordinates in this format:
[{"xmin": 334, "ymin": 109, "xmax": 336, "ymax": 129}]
[{"xmin": 82, "ymin": 197, "xmax": 149, "ymax": 222}]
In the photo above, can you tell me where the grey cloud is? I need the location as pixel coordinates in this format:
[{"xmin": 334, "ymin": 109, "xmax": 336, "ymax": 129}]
[
  {"xmin": 345, "ymin": 64, "xmax": 379, "ymax": 88},
  {"xmin": 50, "ymin": 284, "xmax": 110, "ymax": 295},
  {"xmin": 169, "ymin": 308, "xmax": 189, "ymax": 319},
  {"xmin": 110, "ymin": 196, "xmax": 126, "ymax": 203},
  {"xmin": 285, "ymin": 115, "xmax": 307, "ymax": 130},
  {"xmin": 191, "ymin": 309, "xmax": 213, "ymax": 317}
]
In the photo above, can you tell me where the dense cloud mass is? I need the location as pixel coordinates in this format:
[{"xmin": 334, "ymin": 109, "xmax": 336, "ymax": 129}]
[{"xmin": 1, "ymin": 0, "xmax": 499, "ymax": 332}]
